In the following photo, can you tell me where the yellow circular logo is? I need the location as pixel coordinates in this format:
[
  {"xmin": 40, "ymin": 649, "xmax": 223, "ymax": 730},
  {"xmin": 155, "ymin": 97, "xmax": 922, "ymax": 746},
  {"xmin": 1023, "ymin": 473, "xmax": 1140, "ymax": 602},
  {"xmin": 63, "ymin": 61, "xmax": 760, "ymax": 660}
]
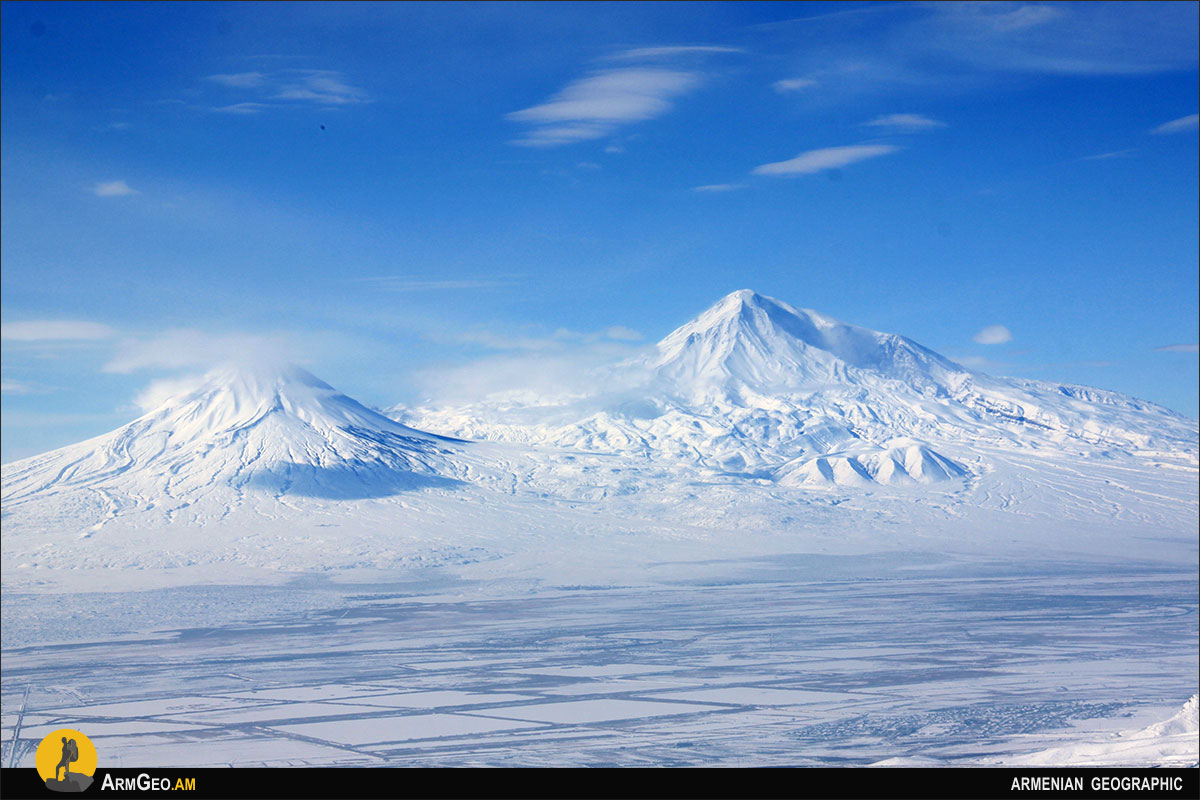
[{"xmin": 35, "ymin": 729, "xmax": 97, "ymax": 792}]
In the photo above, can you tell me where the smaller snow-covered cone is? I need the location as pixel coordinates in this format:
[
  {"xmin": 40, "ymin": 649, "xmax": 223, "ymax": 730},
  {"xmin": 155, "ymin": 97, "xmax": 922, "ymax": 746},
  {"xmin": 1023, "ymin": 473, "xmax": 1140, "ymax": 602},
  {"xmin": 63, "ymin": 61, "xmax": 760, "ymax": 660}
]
[
  {"xmin": 1, "ymin": 364, "xmax": 463, "ymax": 516},
  {"xmin": 775, "ymin": 440, "xmax": 967, "ymax": 488}
]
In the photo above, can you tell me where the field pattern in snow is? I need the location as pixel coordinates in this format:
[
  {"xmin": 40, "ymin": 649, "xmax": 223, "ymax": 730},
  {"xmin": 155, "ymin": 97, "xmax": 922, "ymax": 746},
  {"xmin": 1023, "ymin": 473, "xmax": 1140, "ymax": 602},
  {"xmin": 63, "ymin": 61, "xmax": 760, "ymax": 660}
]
[{"xmin": 3, "ymin": 569, "xmax": 1195, "ymax": 767}]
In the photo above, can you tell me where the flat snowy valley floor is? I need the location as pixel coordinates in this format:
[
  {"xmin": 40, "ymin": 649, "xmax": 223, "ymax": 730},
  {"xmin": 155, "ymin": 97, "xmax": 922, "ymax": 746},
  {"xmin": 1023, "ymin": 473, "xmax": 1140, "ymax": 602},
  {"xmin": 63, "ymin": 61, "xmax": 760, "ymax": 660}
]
[{"xmin": 3, "ymin": 557, "xmax": 1196, "ymax": 768}]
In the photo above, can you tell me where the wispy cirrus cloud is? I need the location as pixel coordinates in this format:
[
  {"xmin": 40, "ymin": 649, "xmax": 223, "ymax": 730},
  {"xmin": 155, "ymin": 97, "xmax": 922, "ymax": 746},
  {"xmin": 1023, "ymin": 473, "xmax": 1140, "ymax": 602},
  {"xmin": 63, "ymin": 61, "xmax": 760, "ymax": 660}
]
[
  {"xmin": 1080, "ymin": 148, "xmax": 1137, "ymax": 161},
  {"xmin": 201, "ymin": 69, "xmax": 369, "ymax": 113},
  {"xmin": 92, "ymin": 179, "xmax": 138, "ymax": 197},
  {"xmin": 862, "ymin": 113, "xmax": 946, "ymax": 132},
  {"xmin": 972, "ymin": 325, "xmax": 1014, "ymax": 345},
  {"xmin": 353, "ymin": 277, "xmax": 514, "ymax": 292},
  {"xmin": 692, "ymin": 183, "xmax": 747, "ymax": 193},
  {"xmin": 1150, "ymin": 114, "xmax": 1199, "ymax": 135},
  {"xmin": 752, "ymin": 144, "xmax": 899, "ymax": 177},
  {"xmin": 508, "ymin": 68, "xmax": 701, "ymax": 147},
  {"xmin": 206, "ymin": 72, "xmax": 269, "ymax": 89},
  {"xmin": 1, "ymin": 380, "xmax": 40, "ymax": 395},
  {"xmin": 103, "ymin": 329, "xmax": 298, "ymax": 374},
  {"xmin": 1154, "ymin": 343, "xmax": 1199, "ymax": 353},
  {"xmin": 765, "ymin": 2, "xmax": 1197, "ymax": 99},
  {"xmin": 212, "ymin": 102, "xmax": 275, "ymax": 115},
  {"xmin": 506, "ymin": 43, "xmax": 743, "ymax": 148},
  {"xmin": 1, "ymin": 320, "xmax": 116, "ymax": 341},
  {"xmin": 772, "ymin": 77, "xmax": 818, "ymax": 93},
  {"xmin": 606, "ymin": 45, "xmax": 742, "ymax": 61}
]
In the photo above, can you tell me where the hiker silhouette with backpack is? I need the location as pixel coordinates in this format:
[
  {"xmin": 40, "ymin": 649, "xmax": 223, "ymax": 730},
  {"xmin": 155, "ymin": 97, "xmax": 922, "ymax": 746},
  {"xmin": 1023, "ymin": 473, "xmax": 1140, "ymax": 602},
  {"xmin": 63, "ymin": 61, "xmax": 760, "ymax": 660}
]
[{"xmin": 55, "ymin": 736, "xmax": 78, "ymax": 782}]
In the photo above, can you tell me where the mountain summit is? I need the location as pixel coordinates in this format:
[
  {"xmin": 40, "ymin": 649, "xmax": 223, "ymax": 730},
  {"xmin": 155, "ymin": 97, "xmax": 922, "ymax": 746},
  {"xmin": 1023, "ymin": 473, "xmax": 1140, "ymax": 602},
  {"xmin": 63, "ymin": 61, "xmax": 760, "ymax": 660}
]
[{"xmin": 651, "ymin": 289, "xmax": 964, "ymax": 399}]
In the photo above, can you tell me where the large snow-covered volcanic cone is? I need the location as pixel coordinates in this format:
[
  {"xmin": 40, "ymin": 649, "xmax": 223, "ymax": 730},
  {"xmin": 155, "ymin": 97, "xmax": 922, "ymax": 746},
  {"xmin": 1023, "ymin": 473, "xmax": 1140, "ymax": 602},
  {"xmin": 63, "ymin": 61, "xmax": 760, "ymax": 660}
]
[
  {"xmin": 2, "ymin": 364, "xmax": 463, "ymax": 517},
  {"xmin": 395, "ymin": 290, "xmax": 1198, "ymax": 487}
]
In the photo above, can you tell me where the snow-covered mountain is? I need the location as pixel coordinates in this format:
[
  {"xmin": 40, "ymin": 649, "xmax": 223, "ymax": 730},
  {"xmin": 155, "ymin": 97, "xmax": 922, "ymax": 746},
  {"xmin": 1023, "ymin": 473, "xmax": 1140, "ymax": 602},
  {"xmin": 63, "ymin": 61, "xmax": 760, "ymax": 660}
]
[
  {"xmin": 394, "ymin": 290, "xmax": 1198, "ymax": 487},
  {"xmin": 2, "ymin": 291, "xmax": 1195, "ymax": 590},
  {"xmin": 1, "ymin": 364, "xmax": 463, "ymax": 515}
]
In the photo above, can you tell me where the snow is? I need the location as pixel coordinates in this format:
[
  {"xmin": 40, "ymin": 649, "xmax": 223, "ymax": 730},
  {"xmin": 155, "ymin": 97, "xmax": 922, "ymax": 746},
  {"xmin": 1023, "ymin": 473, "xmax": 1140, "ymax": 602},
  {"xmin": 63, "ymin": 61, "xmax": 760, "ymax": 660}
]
[
  {"xmin": 468, "ymin": 698, "xmax": 728, "ymax": 724},
  {"xmin": 985, "ymin": 695, "xmax": 1199, "ymax": 767},
  {"xmin": 1, "ymin": 289, "xmax": 1196, "ymax": 767}
]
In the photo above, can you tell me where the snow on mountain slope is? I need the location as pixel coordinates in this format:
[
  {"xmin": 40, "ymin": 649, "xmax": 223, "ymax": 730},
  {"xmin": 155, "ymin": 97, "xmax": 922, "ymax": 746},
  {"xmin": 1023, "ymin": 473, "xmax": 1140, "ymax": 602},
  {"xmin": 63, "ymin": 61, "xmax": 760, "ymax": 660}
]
[
  {"xmin": 394, "ymin": 291, "xmax": 1197, "ymax": 488},
  {"xmin": 650, "ymin": 289, "xmax": 964, "ymax": 398},
  {"xmin": 396, "ymin": 291, "xmax": 1200, "ymax": 484},
  {"xmin": 2, "ymin": 291, "xmax": 1195, "ymax": 592},
  {"xmin": 2, "ymin": 364, "xmax": 463, "ymax": 515}
]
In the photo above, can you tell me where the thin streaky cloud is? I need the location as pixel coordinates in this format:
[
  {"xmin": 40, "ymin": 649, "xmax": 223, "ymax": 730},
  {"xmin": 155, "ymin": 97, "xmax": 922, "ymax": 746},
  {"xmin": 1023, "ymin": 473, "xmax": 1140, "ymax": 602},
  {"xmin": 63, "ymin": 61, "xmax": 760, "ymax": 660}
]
[
  {"xmin": 92, "ymin": 179, "xmax": 138, "ymax": 197},
  {"xmin": 1154, "ymin": 343, "xmax": 1199, "ymax": 353},
  {"xmin": 1080, "ymin": 149, "xmax": 1137, "ymax": 161},
  {"xmin": 508, "ymin": 68, "xmax": 701, "ymax": 147},
  {"xmin": 1, "ymin": 320, "xmax": 116, "ymax": 341},
  {"xmin": 692, "ymin": 183, "xmax": 747, "ymax": 193},
  {"xmin": 773, "ymin": 77, "xmax": 818, "ymax": 93},
  {"xmin": 1150, "ymin": 114, "xmax": 1199, "ymax": 135},
  {"xmin": 205, "ymin": 72, "xmax": 269, "ymax": 88},
  {"xmin": 212, "ymin": 102, "xmax": 274, "ymax": 115},
  {"xmin": 752, "ymin": 145, "xmax": 899, "ymax": 177},
  {"xmin": 0, "ymin": 381, "xmax": 32, "ymax": 395},
  {"xmin": 354, "ymin": 278, "xmax": 510, "ymax": 292},
  {"xmin": 203, "ymin": 69, "xmax": 370, "ymax": 112},
  {"xmin": 862, "ymin": 113, "xmax": 947, "ymax": 131},
  {"xmin": 607, "ymin": 45, "xmax": 743, "ymax": 61}
]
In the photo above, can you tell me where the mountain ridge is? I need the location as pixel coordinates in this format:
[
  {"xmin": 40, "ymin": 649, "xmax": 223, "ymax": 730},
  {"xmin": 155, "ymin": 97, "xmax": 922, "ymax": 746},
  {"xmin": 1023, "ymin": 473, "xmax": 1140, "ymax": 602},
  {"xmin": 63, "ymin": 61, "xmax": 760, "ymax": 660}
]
[{"xmin": 394, "ymin": 290, "xmax": 1197, "ymax": 485}]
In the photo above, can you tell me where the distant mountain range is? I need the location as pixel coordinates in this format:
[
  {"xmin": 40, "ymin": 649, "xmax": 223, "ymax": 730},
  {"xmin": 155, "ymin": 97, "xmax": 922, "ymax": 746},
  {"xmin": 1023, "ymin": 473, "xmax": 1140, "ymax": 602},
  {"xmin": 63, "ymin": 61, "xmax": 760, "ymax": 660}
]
[{"xmin": 2, "ymin": 290, "xmax": 1195, "ymax": 585}]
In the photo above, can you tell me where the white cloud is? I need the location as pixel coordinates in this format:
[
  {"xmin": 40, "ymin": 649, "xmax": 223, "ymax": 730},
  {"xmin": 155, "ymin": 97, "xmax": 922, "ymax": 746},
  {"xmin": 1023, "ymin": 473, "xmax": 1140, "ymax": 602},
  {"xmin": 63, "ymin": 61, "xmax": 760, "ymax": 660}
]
[
  {"xmin": 692, "ymin": 183, "xmax": 747, "ymax": 193},
  {"xmin": 272, "ymin": 71, "xmax": 368, "ymax": 105},
  {"xmin": 1, "ymin": 381, "xmax": 35, "ymax": 395},
  {"xmin": 752, "ymin": 144, "xmax": 899, "ymax": 176},
  {"xmin": 103, "ymin": 330, "xmax": 298, "ymax": 374},
  {"xmin": 972, "ymin": 325, "xmax": 1013, "ymax": 345},
  {"xmin": 954, "ymin": 355, "xmax": 997, "ymax": 370},
  {"xmin": 1154, "ymin": 343, "xmax": 1199, "ymax": 353},
  {"xmin": 412, "ymin": 342, "xmax": 650, "ymax": 407},
  {"xmin": 1150, "ymin": 114, "xmax": 1199, "ymax": 135},
  {"xmin": 447, "ymin": 324, "xmax": 644, "ymax": 353},
  {"xmin": 608, "ymin": 46, "xmax": 742, "ymax": 61},
  {"xmin": 133, "ymin": 373, "xmax": 207, "ymax": 413},
  {"xmin": 203, "ymin": 69, "xmax": 369, "ymax": 112},
  {"xmin": 353, "ymin": 277, "xmax": 511, "ymax": 292},
  {"xmin": 1, "ymin": 320, "xmax": 116, "ymax": 341},
  {"xmin": 205, "ymin": 72, "xmax": 269, "ymax": 89},
  {"xmin": 862, "ymin": 113, "xmax": 946, "ymax": 131},
  {"xmin": 773, "ymin": 77, "xmax": 818, "ymax": 93},
  {"xmin": 936, "ymin": 3, "xmax": 1064, "ymax": 35},
  {"xmin": 92, "ymin": 180, "xmax": 138, "ymax": 197},
  {"xmin": 213, "ymin": 102, "xmax": 274, "ymax": 115},
  {"xmin": 508, "ymin": 68, "xmax": 701, "ymax": 147},
  {"xmin": 1080, "ymin": 148, "xmax": 1137, "ymax": 161}
]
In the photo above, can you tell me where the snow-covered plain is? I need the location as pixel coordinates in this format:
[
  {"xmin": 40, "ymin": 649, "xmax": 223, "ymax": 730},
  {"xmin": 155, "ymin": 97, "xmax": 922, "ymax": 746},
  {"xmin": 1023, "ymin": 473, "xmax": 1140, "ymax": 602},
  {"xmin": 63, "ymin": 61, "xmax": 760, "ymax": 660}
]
[{"xmin": 2, "ymin": 291, "xmax": 1196, "ymax": 767}]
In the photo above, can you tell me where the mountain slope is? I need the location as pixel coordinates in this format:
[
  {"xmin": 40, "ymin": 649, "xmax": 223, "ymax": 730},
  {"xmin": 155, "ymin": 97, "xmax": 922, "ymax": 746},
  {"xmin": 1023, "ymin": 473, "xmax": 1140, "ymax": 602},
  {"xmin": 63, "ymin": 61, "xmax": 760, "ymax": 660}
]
[
  {"xmin": 2, "ymin": 364, "xmax": 463, "ymax": 512},
  {"xmin": 394, "ymin": 290, "xmax": 1198, "ymax": 487}
]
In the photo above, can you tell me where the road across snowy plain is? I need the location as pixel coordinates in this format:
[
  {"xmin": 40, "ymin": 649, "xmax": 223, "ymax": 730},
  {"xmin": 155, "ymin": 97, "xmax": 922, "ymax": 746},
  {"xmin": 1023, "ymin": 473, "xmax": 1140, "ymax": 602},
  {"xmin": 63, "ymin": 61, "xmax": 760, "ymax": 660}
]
[{"xmin": 3, "ymin": 562, "xmax": 1195, "ymax": 767}]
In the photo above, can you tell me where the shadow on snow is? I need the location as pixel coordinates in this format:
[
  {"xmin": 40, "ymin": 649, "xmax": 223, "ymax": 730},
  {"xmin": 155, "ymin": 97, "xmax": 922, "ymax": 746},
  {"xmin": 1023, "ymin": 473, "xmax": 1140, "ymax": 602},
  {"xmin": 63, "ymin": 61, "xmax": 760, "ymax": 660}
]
[{"xmin": 246, "ymin": 461, "xmax": 462, "ymax": 500}]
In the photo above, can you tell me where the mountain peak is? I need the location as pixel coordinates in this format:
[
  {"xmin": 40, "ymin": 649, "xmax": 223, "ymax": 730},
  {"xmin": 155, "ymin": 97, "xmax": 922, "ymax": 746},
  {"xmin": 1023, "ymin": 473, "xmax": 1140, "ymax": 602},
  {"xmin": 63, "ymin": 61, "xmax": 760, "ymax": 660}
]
[
  {"xmin": 652, "ymin": 291, "xmax": 961, "ymax": 395},
  {"xmin": 1, "ymin": 363, "xmax": 459, "ymax": 507}
]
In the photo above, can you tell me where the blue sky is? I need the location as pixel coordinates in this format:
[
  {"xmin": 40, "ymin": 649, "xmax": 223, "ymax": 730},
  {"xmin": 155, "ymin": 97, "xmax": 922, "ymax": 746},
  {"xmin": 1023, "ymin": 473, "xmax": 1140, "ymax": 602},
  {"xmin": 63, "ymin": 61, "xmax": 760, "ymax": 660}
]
[{"xmin": 2, "ymin": 1, "xmax": 1197, "ymax": 462}]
